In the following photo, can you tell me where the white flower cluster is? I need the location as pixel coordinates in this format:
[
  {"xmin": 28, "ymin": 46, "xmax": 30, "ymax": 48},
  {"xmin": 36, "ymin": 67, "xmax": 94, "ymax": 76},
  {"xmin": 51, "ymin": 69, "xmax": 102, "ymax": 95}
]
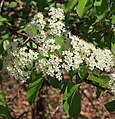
[
  {"xmin": 4, "ymin": 7, "xmax": 115, "ymax": 84},
  {"xmin": 48, "ymin": 7, "xmax": 65, "ymax": 20},
  {"xmin": 69, "ymin": 32, "xmax": 114, "ymax": 72},
  {"xmin": 30, "ymin": 12, "xmax": 46, "ymax": 31},
  {"xmin": 48, "ymin": 7, "xmax": 66, "ymax": 36},
  {"xmin": 4, "ymin": 42, "xmax": 38, "ymax": 83},
  {"xmin": 36, "ymin": 54, "xmax": 62, "ymax": 81},
  {"xmin": 86, "ymin": 48, "xmax": 114, "ymax": 72},
  {"xmin": 62, "ymin": 50, "xmax": 83, "ymax": 72},
  {"xmin": 109, "ymin": 73, "xmax": 115, "ymax": 94},
  {"xmin": 38, "ymin": 38, "xmax": 60, "ymax": 57},
  {"xmin": 27, "ymin": 7, "xmax": 65, "ymax": 57}
]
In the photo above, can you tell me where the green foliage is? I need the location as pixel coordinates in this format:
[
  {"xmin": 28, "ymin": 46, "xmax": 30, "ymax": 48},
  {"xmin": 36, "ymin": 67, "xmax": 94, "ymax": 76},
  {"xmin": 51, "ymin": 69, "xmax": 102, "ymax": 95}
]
[
  {"xmin": 10, "ymin": 2, "xmax": 17, "ymax": 8},
  {"xmin": 63, "ymin": 84, "xmax": 81, "ymax": 118},
  {"xmin": 55, "ymin": 35, "xmax": 65, "ymax": 54},
  {"xmin": 0, "ymin": 92, "xmax": 12, "ymax": 118},
  {"xmin": 63, "ymin": 0, "xmax": 78, "ymax": 14},
  {"xmin": 78, "ymin": 65, "xmax": 88, "ymax": 79},
  {"xmin": 60, "ymin": 0, "xmax": 114, "ymax": 49},
  {"xmin": 76, "ymin": 0, "xmax": 89, "ymax": 18},
  {"xmin": 104, "ymin": 100, "xmax": 115, "ymax": 112},
  {"xmin": 24, "ymin": 26, "xmax": 38, "ymax": 37},
  {"xmin": 37, "ymin": 0, "xmax": 48, "ymax": 11},
  {"xmin": 49, "ymin": 77, "xmax": 62, "ymax": 88},
  {"xmin": 94, "ymin": 0, "xmax": 108, "ymax": 20},
  {"xmin": 0, "ymin": 106, "xmax": 12, "ymax": 119},
  {"xmin": 3, "ymin": 40, "xmax": 10, "ymax": 51},
  {"xmin": 27, "ymin": 72, "xmax": 44, "ymax": 104},
  {"xmin": 92, "ymin": 68, "xmax": 101, "ymax": 76},
  {"xmin": 89, "ymin": 75, "xmax": 110, "ymax": 86},
  {"xmin": 96, "ymin": 87, "xmax": 101, "ymax": 99}
]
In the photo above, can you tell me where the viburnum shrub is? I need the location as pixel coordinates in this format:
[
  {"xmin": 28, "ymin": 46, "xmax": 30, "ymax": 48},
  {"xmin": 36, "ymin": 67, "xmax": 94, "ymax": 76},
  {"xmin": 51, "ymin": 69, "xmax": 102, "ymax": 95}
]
[{"xmin": 2, "ymin": 7, "xmax": 115, "ymax": 118}]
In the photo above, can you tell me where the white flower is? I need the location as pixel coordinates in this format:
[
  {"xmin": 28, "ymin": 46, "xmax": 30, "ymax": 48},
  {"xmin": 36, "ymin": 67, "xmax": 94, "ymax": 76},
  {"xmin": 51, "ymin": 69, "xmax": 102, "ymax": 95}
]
[
  {"xmin": 62, "ymin": 50, "xmax": 83, "ymax": 71},
  {"xmin": 4, "ymin": 45, "xmax": 38, "ymax": 82},
  {"xmin": 48, "ymin": 7, "xmax": 65, "ymax": 36},
  {"xmin": 109, "ymin": 73, "xmax": 115, "ymax": 94},
  {"xmin": 30, "ymin": 12, "xmax": 46, "ymax": 31},
  {"xmin": 49, "ymin": 7, "xmax": 65, "ymax": 21},
  {"xmin": 69, "ymin": 32, "xmax": 114, "ymax": 72},
  {"xmin": 86, "ymin": 48, "xmax": 114, "ymax": 72},
  {"xmin": 48, "ymin": 18, "xmax": 65, "ymax": 36},
  {"xmin": 38, "ymin": 38, "xmax": 61, "ymax": 57},
  {"xmin": 36, "ymin": 54, "xmax": 63, "ymax": 80}
]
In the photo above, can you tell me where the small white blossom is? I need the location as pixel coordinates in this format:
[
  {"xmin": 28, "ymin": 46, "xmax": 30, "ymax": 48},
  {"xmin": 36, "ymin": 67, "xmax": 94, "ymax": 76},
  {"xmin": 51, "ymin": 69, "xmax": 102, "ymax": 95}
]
[
  {"xmin": 86, "ymin": 48, "xmax": 114, "ymax": 72},
  {"xmin": 109, "ymin": 73, "xmax": 115, "ymax": 94},
  {"xmin": 48, "ymin": 19, "xmax": 65, "ymax": 36},
  {"xmin": 62, "ymin": 50, "xmax": 83, "ymax": 71},
  {"xmin": 48, "ymin": 7, "xmax": 65, "ymax": 36},
  {"xmin": 49, "ymin": 7, "xmax": 65, "ymax": 21},
  {"xmin": 38, "ymin": 38, "xmax": 61, "ymax": 57},
  {"xmin": 4, "ymin": 44, "xmax": 38, "ymax": 82},
  {"xmin": 30, "ymin": 12, "xmax": 46, "ymax": 31},
  {"xmin": 36, "ymin": 54, "xmax": 63, "ymax": 80}
]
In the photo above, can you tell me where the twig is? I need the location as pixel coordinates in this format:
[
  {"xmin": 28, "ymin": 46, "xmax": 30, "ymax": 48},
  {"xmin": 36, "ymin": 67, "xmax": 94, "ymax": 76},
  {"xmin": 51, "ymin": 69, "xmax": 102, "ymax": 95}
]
[
  {"xmin": 22, "ymin": 37, "xmax": 30, "ymax": 45},
  {"xmin": 0, "ymin": 0, "xmax": 4, "ymax": 13},
  {"xmin": 50, "ymin": 105, "xmax": 60, "ymax": 117},
  {"xmin": 81, "ymin": 90, "xmax": 99, "ymax": 112},
  {"xmin": 85, "ymin": 79, "xmax": 114, "ymax": 96},
  {"xmin": 17, "ymin": 109, "xmax": 30, "ymax": 119},
  {"xmin": 98, "ymin": 99, "xmax": 113, "ymax": 119},
  {"xmin": 7, "ymin": 85, "xmax": 23, "ymax": 105},
  {"xmin": 17, "ymin": 31, "xmax": 39, "ymax": 46}
]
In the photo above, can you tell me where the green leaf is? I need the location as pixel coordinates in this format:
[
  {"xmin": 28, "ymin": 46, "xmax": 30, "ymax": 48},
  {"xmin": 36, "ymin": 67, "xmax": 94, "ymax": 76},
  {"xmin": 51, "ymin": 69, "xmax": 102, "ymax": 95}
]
[
  {"xmin": 88, "ymin": 75, "xmax": 110, "ymax": 86},
  {"xmin": 63, "ymin": 100, "xmax": 69, "ymax": 114},
  {"xmin": 27, "ymin": 77, "xmax": 44, "ymax": 104},
  {"xmin": 0, "ymin": 105, "xmax": 12, "ymax": 119},
  {"xmin": 104, "ymin": 100, "xmax": 115, "ymax": 112},
  {"xmin": 64, "ymin": 84, "xmax": 79, "ymax": 100},
  {"xmin": 3, "ymin": 40, "xmax": 10, "ymax": 51},
  {"xmin": 38, "ymin": 0, "xmax": 47, "ymax": 11},
  {"xmin": 0, "ymin": 101, "xmax": 6, "ymax": 107},
  {"xmin": 78, "ymin": 65, "xmax": 88, "ymax": 79},
  {"xmin": 92, "ymin": 68, "xmax": 101, "ymax": 76},
  {"xmin": 68, "ymin": 91, "xmax": 81, "ymax": 118},
  {"xmin": 4, "ymin": 2, "xmax": 10, "ymax": 9},
  {"xmin": 1, "ymin": 33, "xmax": 9, "ymax": 40},
  {"xmin": 94, "ymin": 0, "xmax": 103, "ymax": 6},
  {"xmin": 49, "ymin": 77, "xmax": 61, "ymax": 89},
  {"xmin": 63, "ymin": 84, "xmax": 81, "ymax": 118},
  {"xmin": 24, "ymin": 26, "xmax": 37, "ymax": 37},
  {"xmin": 10, "ymin": 2, "xmax": 17, "ymax": 8},
  {"xmin": 94, "ymin": 0, "xmax": 108, "ymax": 20},
  {"xmin": 96, "ymin": 87, "xmax": 101, "ymax": 99},
  {"xmin": 64, "ymin": 0, "xmax": 78, "ymax": 13},
  {"xmin": 55, "ymin": 36, "xmax": 64, "ymax": 53},
  {"xmin": 111, "ymin": 15, "xmax": 115, "ymax": 24},
  {"xmin": 0, "ymin": 92, "xmax": 5, "ymax": 100},
  {"xmin": 76, "ymin": 0, "xmax": 88, "ymax": 18},
  {"xmin": 111, "ymin": 46, "xmax": 115, "ymax": 55},
  {"xmin": 0, "ymin": 16, "xmax": 7, "ymax": 22},
  {"xmin": 60, "ymin": 81, "xmax": 69, "ymax": 94}
]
